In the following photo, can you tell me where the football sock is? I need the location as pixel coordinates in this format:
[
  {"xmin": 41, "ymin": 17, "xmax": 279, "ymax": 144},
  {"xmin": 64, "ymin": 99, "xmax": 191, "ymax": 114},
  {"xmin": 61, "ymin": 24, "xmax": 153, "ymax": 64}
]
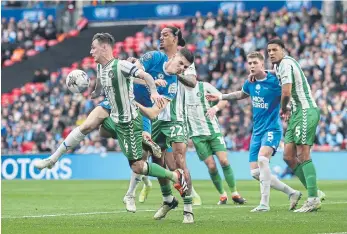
[
  {"xmin": 126, "ymin": 172, "xmax": 143, "ymax": 196},
  {"xmin": 293, "ymin": 163, "xmax": 307, "ymax": 189},
  {"xmin": 270, "ymin": 175, "xmax": 295, "ymax": 196},
  {"xmin": 142, "ymin": 175, "xmax": 152, "ymax": 187},
  {"xmin": 147, "ymin": 163, "xmax": 176, "ymax": 182},
  {"xmin": 184, "ymin": 197, "xmax": 193, "ymax": 213},
  {"xmin": 302, "ymin": 160, "xmax": 318, "ymax": 197},
  {"xmin": 251, "ymin": 168, "xmax": 295, "ymax": 196},
  {"xmin": 258, "ymin": 156, "xmax": 271, "ymax": 206},
  {"xmin": 50, "ymin": 127, "xmax": 85, "ymax": 162},
  {"xmin": 209, "ymin": 170, "xmax": 225, "ymax": 195},
  {"xmin": 160, "ymin": 184, "xmax": 173, "ymax": 203},
  {"xmin": 222, "ymin": 164, "xmax": 237, "ymax": 193}
]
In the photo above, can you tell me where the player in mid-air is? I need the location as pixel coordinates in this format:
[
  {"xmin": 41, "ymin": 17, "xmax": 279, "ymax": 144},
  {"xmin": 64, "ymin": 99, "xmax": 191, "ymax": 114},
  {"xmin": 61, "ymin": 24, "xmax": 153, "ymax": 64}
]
[
  {"xmin": 207, "ymin": 51, "xmax": 302, "ymax": 212},
  {"xmin": 267, "ymin": 39, "xmax": 324, "ymax": 212},
  {"xmin": 185, "ymin": 81, "xmax": 246, "ymax": 205},
  {"xmin": 36, "ymin": 33, "xmax": 192, "ymax": 197}
]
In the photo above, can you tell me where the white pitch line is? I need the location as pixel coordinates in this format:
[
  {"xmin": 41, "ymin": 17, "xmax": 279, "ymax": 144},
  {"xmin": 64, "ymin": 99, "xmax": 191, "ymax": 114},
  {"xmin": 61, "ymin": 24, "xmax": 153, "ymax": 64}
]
[{"xmin": 2, "ymin": 202, "xmax": 347, "ymax": 219}]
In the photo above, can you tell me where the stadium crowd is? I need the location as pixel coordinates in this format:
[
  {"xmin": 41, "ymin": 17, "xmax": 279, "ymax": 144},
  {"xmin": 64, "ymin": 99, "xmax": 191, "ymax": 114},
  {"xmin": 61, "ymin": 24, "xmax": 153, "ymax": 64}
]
[
  {"xmin": 2, "ymin": 6, "xmax": 347, "ymax": 155},
  {"xmin": 1, "ymin": 1, "xmax": 81, "ymax": 67}
]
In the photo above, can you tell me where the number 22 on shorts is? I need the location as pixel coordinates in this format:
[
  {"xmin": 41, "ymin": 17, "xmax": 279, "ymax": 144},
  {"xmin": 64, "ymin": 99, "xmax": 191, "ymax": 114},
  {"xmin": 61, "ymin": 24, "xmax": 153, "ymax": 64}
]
[{"xmin": 170, "ymin": 125, "xmax": 183, "ymax": 138}]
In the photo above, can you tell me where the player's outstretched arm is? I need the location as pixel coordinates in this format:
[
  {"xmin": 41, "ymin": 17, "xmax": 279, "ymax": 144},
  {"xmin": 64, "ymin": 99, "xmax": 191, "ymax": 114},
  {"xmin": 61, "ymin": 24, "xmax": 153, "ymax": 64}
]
[
  {"xmin": 135, "ymin": 98, "xmax": 169, "ymax": 120},
  {"xmin": 206, "ymin": 91, "xmax": 249, "ymax": 102}
]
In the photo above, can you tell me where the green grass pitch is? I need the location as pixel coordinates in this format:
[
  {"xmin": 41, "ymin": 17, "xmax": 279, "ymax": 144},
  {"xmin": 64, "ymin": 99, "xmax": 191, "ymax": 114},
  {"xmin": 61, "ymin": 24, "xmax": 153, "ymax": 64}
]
[{"xmin": 2, "ymin": 180, "xmax": 347, "ymax": 234}]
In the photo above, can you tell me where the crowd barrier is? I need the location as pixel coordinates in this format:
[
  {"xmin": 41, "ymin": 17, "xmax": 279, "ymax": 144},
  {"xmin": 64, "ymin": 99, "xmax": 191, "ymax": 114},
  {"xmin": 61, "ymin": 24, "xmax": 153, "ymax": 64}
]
[{"xmin": 1, "ymin": 151, "xmax": 345, "ymax": 180}]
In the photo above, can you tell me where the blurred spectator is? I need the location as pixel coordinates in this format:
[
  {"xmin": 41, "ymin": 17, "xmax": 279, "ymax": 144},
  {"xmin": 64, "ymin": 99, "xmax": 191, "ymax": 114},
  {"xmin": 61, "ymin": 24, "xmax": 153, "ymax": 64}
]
[{"xmin": 326, "ymin": 124, "xmax": 344, "ymax": 151}]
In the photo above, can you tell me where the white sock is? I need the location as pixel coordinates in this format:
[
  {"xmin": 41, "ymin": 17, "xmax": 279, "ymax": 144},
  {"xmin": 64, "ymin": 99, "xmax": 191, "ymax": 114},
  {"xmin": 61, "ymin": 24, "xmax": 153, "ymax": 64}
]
[
  {"xmin": 184, "ymin": 204, "xmax": 193, "ymax": 213},
  {"xmin": 142, "ymin": 176, "xmax": 152, "ymax": 187},
  {"xmin": 258, "ymin": 156, "xmax": 271, "ymax": 206},
  {"xmin": 251, "ymin": 168, "xmax": 295, "ymax": 196},
  {"xmin": 163, "ymin": 195, "xmax": 174, "ymax": 203},
  {"xmin": 126, "ymin": 172, "xmax": 143, "ymax": 196},
  {"xmin": 50, "ymin": 127, "xmax": 85, "ymax": 162},
  {"xmin": 270, "ymin": 175, "xmax": 295, "ymax": 196}
]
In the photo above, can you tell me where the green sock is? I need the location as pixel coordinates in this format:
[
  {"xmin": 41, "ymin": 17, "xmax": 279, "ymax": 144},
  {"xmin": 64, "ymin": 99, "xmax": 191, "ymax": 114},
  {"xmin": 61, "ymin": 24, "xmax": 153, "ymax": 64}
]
[
  {"xmin": 160, "ymin": 184, "xmax": 173, "ymax": 197},
  {"xmin": 222, "ymin": 164, "xmax": 237, "ymax": 193},
  {"xmin": 302, "ymin": 160, "xmax": 318, "ymax": 197},
  {"xmin": 209, "ymin": 170, "xmax": 225, "ymax": 194},
  {"xmin": 184, "ymin": 196, "xmax": 192, "ymax": 204},
  {"xmin": 293, "ymin": 163, "xmax": 307, "ymax": 189},
  {"xmin": 147, "ymin": 163, "xmax": 174, "ymax": 181}
]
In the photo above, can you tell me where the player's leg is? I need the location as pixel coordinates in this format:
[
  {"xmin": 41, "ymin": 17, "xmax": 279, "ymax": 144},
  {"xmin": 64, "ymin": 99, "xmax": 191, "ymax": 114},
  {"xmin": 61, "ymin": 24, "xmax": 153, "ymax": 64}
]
[
  {"xmin": 192, "ymin": 135, "xmax": 226, "ymax": 204},
  {"xmin": 150, "ymin": 121, "xmax": 179, "ymax": 220},
  {"xmin": 34, "ymin": 105, "xmax": 109, "ymax": 169},
  {"xmin": 116, "ymin": 116, "xmax": 187, "ymax": 194},
  {"xmin": 289, "ymin": 108, "xmax": 321, "ymax": 212},
  {"xmin": 211, "ymin": 133, "xmax": 246, "ymax": 205},
  {"xmin": 127, "ymin": 116, "xmax": 153, "ymax": 204},
  {"xmin": 164, "ymin": 121, "xmax": 193, "ymax": 223}
]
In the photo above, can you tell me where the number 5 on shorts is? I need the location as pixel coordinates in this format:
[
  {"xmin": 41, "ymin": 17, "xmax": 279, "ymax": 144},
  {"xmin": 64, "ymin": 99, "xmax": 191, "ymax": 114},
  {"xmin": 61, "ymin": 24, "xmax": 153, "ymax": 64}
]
[
  {"xmin": 218, "ymin": 136, "xmax": 226, "ymax": 147},
  {"xmin": 267, "ymin": 132, "xmax": 273, "ymax": 142}
]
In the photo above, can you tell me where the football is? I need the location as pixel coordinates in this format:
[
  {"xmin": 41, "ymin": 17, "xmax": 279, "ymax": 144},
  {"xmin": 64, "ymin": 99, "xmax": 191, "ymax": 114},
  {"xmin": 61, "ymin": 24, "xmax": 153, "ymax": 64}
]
[{"xmin": 66, "ymin": 69, "xmax": 90, "ymax": 93}]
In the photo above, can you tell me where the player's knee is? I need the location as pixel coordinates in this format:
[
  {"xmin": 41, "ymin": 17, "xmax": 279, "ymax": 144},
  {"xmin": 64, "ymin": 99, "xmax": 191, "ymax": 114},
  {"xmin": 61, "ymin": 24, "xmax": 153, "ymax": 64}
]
[
  {"xmin": 250, "ymin": 168, "xmax": 260, "ymax": 180},
  {"xmin": 129, "ymin": 160, "xmax": 144, "ymax": 174},
  {"xmin": 219, "ymin": 158, "xmax": 229, "ymax": 167},
  {"xmin": 258, "ymin": 156, "xmax": 269, "ymax": 167},
  {"xmin": 205, "ymin": 159, "xmax": 217, "ymax": 172}
]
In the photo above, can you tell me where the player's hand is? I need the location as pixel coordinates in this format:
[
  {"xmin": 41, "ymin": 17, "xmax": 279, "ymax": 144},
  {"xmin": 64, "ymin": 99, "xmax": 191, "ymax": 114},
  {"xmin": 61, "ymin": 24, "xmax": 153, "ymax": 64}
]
[
  {"xmin": 127, "ymin": 57, "xmax": 138, "ymax": 64},
  {"xmin": 248, "ymin": 74, "xmax": 256, "ymax": 83},
  {"xmin": 155, "ymin": 79, "xmax": 167, "ymax": 87},
  {"xmin": 206, "ymin": 94, "xmax": 220, "ymax": 102},
  {"xmin": 151, "ymin": 92, "xmax": 165, "ymax": 108},
  {"xmin": 280, "ymin": 109, "xmax": 290, "ymax": 122},
  {"xmin": 206, "ymin": 107, "xmax": 217, "ymax": 120}
]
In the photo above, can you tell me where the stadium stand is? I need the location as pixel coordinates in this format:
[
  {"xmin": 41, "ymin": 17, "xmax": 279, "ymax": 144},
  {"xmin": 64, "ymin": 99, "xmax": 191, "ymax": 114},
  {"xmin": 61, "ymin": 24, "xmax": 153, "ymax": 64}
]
[
  {"xmin": 1, "ymin": 7, "xmax": 346, "ymax": 154},
  {"xmin": 1, "ymin": 1, "xmax": 88, "ymax": 67}
]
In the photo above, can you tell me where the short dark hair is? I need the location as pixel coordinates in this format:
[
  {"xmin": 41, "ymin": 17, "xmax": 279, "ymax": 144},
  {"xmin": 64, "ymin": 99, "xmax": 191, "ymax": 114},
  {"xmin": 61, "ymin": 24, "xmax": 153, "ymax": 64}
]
[
  {"xmin": 179, "ymin": 47, "xmax": 194, "ymax": 64},
  {"xmin": 267, "ymin": 38, "xmax": 285, "ymax": 49},
  {"xmin": 166, "ymin": 26, "xmax": 186, "ymax": 47},
  {"xmin": 92, "ymin": 33, "xmax": 115, "ymax": 46}
]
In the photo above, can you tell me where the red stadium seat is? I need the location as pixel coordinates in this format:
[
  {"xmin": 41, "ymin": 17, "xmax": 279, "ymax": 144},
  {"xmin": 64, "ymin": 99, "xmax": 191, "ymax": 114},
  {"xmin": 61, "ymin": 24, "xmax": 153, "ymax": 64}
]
[
  {"xmin": 68, "ymin": 29, "xmax": 79, "ymax": 37},
  {"xmin": 48, "ymin": 39, "xmax": 59, "ymax": 47},
  {"xmin": 35, "ymin": 83, "xmax": 45, "ymax": 92},
  {"xmin": 34, "ymin": 39, "xmax": 47, "ymax": 47},
  {"xmin": 26, "ymin": 49, "xmax": 38, "ymax": 57},
  {"xmin": 3, "ymin": 59, "xmax": 14, "ymax": 67},
  {"xmin": 71, "ymin": 62, "xmax": 79, "ymax": 69},
  {"xmin": 135, "ymin": 32, "xmax": 144, "ymax": 38},
  {"xmin": 340, "ymin": 24, "xmax": 347, "ymax": 32},
  {"xmin": 21, "ymin": 142, "xmax": 35, "ymax": 153},
  {"xmin": 11, "ymin": 88, "xmax": 22, "ymax": 97}
]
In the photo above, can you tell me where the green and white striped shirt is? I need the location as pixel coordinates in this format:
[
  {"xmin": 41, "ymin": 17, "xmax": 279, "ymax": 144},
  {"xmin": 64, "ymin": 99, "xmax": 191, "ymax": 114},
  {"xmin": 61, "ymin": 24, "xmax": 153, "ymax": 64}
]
[
  {"xmin": 97, "ymin": 59, "xmax": 139, "ymax": 123},
  {"xmin": 158, "ymin": 63, "xmax": 196, "ymax": 122},
  {"xmin": 275, "ymin": 55, "xmax": 317, "ymax": 113},
  {"xmin": 185, "ymin": 81, "xmax": 222, "ymax": 137}
]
